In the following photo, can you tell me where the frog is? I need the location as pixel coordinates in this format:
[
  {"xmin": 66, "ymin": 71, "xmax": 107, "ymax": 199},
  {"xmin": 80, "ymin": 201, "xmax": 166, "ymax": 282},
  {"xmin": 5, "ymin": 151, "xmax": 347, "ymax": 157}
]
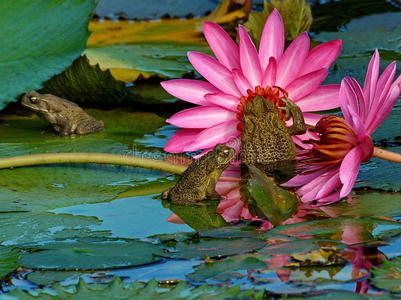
[
  {"xmin": 240, "ymin": 95, "xmax": 306, "ymax": 173},
  {"xmin": 21, "ymin": 91, "xmax": 104, "ymax": 136},
  {"xmin": 162, "ymin": 144, "xmax": 236, "ymax": 205}
]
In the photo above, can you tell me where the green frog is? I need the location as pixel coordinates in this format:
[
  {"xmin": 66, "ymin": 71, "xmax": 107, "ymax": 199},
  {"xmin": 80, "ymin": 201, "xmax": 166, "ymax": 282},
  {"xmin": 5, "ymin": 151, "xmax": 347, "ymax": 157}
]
[
  {"xmin": 21, "ymin": 91, "xmax": 104, "ymax": 136},
  {"xmin": 240, "ymin": 95, "xmax": 306, "ymax": 173},
  {"xmin": 162, "ymin": 144, "xmax": 236, "ymax": 205}
]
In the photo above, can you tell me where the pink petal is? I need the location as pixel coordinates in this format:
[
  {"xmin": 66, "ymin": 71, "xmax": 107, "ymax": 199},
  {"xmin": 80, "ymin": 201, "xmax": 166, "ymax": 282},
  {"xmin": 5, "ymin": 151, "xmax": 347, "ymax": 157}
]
[
  {"xmin": 259, "ymin": 8, "xmax": 285, "ymax": 71},
  {"xmin": 238, "ymin": 25, "xmax": 262, "ymax": 87},
  {"xmin": 315, "ymin": 171, "xmax": 341, "ymax": 199},
  {"xmin": 276, "ymin": 32, "xmax": 310, "ymax": 88},
  {"xmin": 261, "ymin": 57, "xmax": 277, "ymax": 87},
  {"xmin": 167, "ymin": 213, "xmax": 185, "ymax": 224},
  {"xmin": 167, "ymin": 106, "xmax": 236, "ymax": 128},
  {"xmin": 205, "ymin": 93, "xmax": 240, "ymax": 111},
  {"xmin": 373, "ymin": 83, "xmax": 401, "ymax": 132},
  {"xmin": 363, "ymin": 49, "xmax": 380, "ymax": 108},
  {"xmin": 299, "ymin": 40, "xmax": 342, "ymax": 76},
  {"xmin": 315, "ymin": 190, "xmax": 341, "ymax": 205},
  {"xmin": 285, "ymin": 68, "xmax": 328, "ymax": 101},
  {"xmin": 340, "ymin": 77, "xmax": 365, "ymax": 126},
  {"xmin": 339, "ymin": 145, "xmax": 363, "ymax": 198},
  {"xmin": 186, "ymin": 120, "xmax": 241, "ymax": 151},
  {"xmin": 367, "ymin": 62, "xmax": 397, "ymax": 133},
  {"xmin": 282, "ymin": 165, "xmax": 333, "ymax": 187},
  {"xmin": 161, "ymin": 79, "xmax": 219, "ymax": 105},
  {"xmin": 296, "ymin": 84, "xmax": 340, "ymax": 112},
  {"xmin": 303, "ymin": 113, "xmax": 325, "ymax": 126},
  {"xmin": 164, "ymin": 128, "xmax": 203, "ymax": 153},
  {"xmin": 187, "ymin": 52, "xmax": 241, "ymax": 97},
  {"xmin": 232, "ymin": 69, "xmax": 253, "ymax": 96},
  {"xmin": 203, "ymin": 22, "xmax": 240, "ymax": 71}
]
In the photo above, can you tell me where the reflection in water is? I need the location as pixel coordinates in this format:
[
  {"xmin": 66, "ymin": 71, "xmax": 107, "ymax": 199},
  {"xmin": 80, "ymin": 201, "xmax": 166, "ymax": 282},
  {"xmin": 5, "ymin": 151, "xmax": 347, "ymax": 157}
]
[{"xmin": 166, "ymin": 164, "xmax": 393, "ymax": 294}]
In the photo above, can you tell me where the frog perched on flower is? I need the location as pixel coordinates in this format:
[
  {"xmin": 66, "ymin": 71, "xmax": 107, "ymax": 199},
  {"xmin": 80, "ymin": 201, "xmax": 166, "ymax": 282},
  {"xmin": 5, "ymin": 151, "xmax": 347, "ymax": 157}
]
[{"xmin": 162, "ymin": 9, "xmax": 342, "ymax": 155}]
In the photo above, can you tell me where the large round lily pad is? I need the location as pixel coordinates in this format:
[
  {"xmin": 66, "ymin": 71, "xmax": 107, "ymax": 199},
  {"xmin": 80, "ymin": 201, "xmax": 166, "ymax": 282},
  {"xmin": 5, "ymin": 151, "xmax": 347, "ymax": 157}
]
[
  {"xmin": 20, "ymin": 239, "xmax": 163, "ymax": 270},
  {"xmin": 163, "ymin": 238, "xmax": 266, "ymax": 260}
]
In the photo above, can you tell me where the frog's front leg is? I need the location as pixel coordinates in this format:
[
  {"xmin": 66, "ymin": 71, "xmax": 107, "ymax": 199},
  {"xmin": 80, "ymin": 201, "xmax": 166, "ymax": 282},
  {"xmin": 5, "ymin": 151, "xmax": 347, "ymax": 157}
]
[{"xmin": 282, "ymin": 98, "xmax": 306, "ymax": 135}]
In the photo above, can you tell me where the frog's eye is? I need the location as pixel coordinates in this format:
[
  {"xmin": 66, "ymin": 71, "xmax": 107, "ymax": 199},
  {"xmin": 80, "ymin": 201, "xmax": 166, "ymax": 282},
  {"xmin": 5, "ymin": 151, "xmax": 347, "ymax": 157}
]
[
  {"xmin": 29, "ymin": 96, "xmax": 38, "ymax": 103},
  {"xmin": 222, "ymin": 149, "xmax": 230, "ymax": 156}
]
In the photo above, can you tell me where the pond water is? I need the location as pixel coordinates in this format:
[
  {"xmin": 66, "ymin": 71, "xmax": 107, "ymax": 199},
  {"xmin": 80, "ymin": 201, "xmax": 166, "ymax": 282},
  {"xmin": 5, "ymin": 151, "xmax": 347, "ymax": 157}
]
[{"xmin": 1, "ymin": 0, "xmax": 401, "ymax": 298}]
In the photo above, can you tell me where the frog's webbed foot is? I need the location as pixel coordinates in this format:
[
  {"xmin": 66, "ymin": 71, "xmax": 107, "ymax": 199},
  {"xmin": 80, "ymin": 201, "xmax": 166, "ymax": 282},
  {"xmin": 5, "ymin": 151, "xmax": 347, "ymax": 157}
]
[{"xmin": 282, "ymin": 98, "xmax": 306, "ymax": 135}]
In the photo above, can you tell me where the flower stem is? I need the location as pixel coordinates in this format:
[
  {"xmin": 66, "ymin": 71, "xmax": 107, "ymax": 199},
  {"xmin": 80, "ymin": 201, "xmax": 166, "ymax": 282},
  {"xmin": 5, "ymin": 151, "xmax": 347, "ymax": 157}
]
[
  {"xmin": 372, "ymin": 147, "xmax": 401, "ymax": 163},
  {"xmin": 0, "ymin": 153, "xmax": 186, "ymax": 174}
]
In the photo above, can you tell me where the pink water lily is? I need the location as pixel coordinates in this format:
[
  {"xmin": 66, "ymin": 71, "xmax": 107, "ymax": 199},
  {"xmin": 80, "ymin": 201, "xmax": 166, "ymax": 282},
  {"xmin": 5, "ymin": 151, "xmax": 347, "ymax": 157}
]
[
  {"xmin": 283, "ymin": 50, "xmax": 401, "ymax": 205},
  {"xmin": 162, "ymin": 9, "xmax": 342, "ymax": 153}
]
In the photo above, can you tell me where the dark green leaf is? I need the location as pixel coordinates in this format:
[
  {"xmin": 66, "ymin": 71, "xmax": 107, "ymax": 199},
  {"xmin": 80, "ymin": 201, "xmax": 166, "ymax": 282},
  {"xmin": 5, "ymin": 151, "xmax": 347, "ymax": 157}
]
[
  {"xmin": 0, "ymin": 246, "xmax": 20, "ymax": 279},
  {"xmin": 20, "ymin": 239, "xmax": 163, "ymax": 270},
  {"xmin": 187, "ymin": 255, "xmax": 267, "ymax": 282},
  {"xmin": 163, "ymin": 238, "xmax": 266, "ymax": 260},
  {"xmin": 246, "ymin": 165, "xmax": 299, "ymax": 226},
  {"xmin": 0, "ymin": 0, "xmax": 96, "ymax": 109}
]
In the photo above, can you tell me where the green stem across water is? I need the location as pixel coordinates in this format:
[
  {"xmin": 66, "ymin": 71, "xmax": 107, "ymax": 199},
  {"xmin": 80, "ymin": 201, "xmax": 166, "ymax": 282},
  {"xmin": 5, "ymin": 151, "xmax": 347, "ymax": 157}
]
[{"xmin": 0, "ymin": 153, "xmax": 186, "ymax": 175}]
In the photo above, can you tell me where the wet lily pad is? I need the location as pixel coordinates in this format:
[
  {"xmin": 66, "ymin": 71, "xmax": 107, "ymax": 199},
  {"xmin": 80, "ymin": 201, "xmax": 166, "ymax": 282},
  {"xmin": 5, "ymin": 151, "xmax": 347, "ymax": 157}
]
[
  {"xmin": 0, "ymin": 212, "xmax": 111, "ymax": 246},
  {"xmin": 371, "ymin": 257, "xmax": 401, "ymax": 293},
  {"xmin": 1, "ymin": 278, "xmax": 265, "ymax": 299},
  {"xmin": 199, "ymin": 225, "xmax": 262, "ymax": 239},
  {"xmin": 0, "ymin": 0, "xmax": 96, "ymax": 109},
  {"xmin": 315, "ymin": 12, "xmax": 401, "ymax": 56},
  {"xmin": 19, "ymin": 239, "xmax": 163, "ymax": 270},
  {"xmin": 163, "ymin": 238, "xmax": 266, "ymax": 260},
  {"xmin": 187, "ymin": 255, "xmax": 267, "ymax": 282},
  {"xmin": 0, "ymin": 246, "xmax": 20, "ymax": 279},
  {"xmin": 27, "ymin": 271, "xmax": 81, "ymax": 286},
  {"xmin": 84, "ymin": 43, "xmax": 209, "ymax": 82}
]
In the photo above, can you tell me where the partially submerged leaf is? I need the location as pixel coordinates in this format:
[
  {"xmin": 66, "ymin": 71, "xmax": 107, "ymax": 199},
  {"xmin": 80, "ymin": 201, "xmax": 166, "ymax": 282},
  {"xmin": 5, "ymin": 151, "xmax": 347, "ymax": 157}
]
[
  {"xmin": 0, "ymin": 0, "xmax": 97, "ymax": 110},
  {"xmin": 244, "ymin": 0, "xmax": 312, "ymax": 45},
  {"xmin": 0, "ymin": 246, "xmax": 20, "ymax": 279},
  {"xmin": 19, "ymin": 239, "xmax": 163, "ymax": 270},
  {"xmin": 246, "ymin": 165, "xmax": 300, "ymax": 226}
]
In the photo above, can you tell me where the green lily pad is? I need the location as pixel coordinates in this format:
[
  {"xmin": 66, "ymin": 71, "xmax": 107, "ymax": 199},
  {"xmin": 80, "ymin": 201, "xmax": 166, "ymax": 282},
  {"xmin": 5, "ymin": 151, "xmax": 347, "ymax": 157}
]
[
  {"xmin": 84, "ymin": 43, "xmax": 210, "ymax": 81},
  {"xmin": 1, "ymin": 278, "xmax": 265, "ymax": 300},
  {"xmin": 371, "ymin": 257, "xmax": 401, "ymax": 293},
  {"xmin": 163, "ymin": 238, "xmax": 266, "ymax": 260},
  {"xmin": 199, "ymin": 225, "xmax": 262, "ymax": 239},
  {"xmin": 27, "ymin": 271, "xmax": 81, "ymax": 286},
  {"xmin": 0, "ymin": 246, "xmax": 20, "ymax": 279},
  {"xmin": 320, "ymin": 192, "xmax": 401, "ymax": 219},
  {"xmin": 259, "ymin": 239, "xmax": 346, "ymax": 255},
  {"xmin": 0, "ymin": 0, "xmax": 96, "ymax": 110},
  {"xmin": 0, "ymin": 212, "xmax": 111, "ymax": 246},
  {"xmin": 315, "ymin": 12, "xmax": 401, "ymax": 56},
  {"xmin": 20, "ymin": 239, "xmax": 163, "ymax": 270},
  {"xmin": 264, "ymin": 218, "xmax": 401, "ymax": 245},
  {"xmin": 187, "ymin": 255, "xmax": 267, "ymax": 282}
]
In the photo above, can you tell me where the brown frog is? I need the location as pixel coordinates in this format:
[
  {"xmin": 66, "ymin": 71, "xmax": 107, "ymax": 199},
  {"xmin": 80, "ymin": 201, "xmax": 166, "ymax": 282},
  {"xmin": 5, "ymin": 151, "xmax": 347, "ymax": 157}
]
[
  {"xmin": 240, "ymin": 95, "xmax": 306, "ymax": 172},
  {"xmin": 162, "ymin": 144, "xmax": 236, "ymax": 205},
  {"xmin": 21, "ymin": 91, "xmax": 104, "ymax": 136}
]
